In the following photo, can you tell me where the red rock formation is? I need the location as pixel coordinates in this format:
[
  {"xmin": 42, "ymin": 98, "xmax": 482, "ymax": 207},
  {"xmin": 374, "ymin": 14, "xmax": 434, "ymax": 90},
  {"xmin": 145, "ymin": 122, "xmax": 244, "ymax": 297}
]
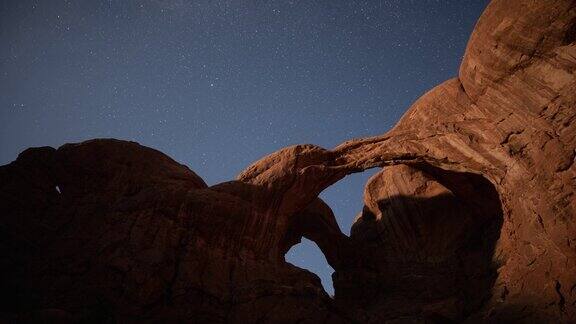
[
  {"xmin": 1, "ymin": 0, "xmax": 575, "ymax": 322},
  {"xmin": 0, "ymin": 140, "xmax": 345, "ymax": 323}
]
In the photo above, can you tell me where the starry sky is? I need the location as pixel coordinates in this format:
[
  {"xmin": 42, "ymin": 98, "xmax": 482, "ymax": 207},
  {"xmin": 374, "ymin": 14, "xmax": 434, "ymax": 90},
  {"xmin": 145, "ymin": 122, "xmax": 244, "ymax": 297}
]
[{"xmin": 0, "ymin": 0, "xmax": 489, "ymax": 295}]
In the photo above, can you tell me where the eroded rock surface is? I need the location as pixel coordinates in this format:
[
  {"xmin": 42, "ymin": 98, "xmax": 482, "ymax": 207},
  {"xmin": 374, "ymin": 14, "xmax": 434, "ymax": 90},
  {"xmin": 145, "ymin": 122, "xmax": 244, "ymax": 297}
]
[{"xmin": 1, "ymin": 0, "xmax": 575, "ymax": 322}]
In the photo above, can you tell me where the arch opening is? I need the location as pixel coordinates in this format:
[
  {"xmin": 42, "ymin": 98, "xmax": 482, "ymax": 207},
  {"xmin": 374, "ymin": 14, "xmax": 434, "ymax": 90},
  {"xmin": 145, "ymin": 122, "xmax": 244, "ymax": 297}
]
[
  {"xmin": 285, "ymin": 238, "xmax": 335, "ymax": 296},
  {"xmin": 280, "ymin": 169, "xmax": 383, "ymax": 296},
  {"xmin": 279, "ymin": 159, "xmax": 504, "ymax": 321},
  {"xmin": 320, "ymin": 168, "xmax": 381, "ymax": 236},
  {"xmin": 336, "ymin": 163, "xmax": 504, "ymax": 321}
]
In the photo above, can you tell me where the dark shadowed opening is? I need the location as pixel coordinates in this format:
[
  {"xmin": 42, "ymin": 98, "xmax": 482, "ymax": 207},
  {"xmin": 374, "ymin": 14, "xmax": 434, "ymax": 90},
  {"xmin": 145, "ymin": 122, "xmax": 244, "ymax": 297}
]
[{"xmin": 336, "ymin": 163, "xmax": 504, "ymax": 321}]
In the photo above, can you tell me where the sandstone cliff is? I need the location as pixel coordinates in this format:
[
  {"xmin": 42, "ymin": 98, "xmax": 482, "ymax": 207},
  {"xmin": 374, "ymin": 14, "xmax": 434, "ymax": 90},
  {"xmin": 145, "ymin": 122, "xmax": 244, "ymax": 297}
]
[{"xmin": 1, "ymin": 0, "xmax": 575, "ymax": 322}]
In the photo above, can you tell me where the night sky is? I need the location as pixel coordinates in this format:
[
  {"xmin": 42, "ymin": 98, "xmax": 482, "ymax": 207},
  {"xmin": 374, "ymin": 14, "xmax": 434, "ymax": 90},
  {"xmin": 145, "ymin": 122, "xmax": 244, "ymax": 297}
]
[{"xmin": 0, "ymin": 0, "xmax": 489, "ymax": 295}]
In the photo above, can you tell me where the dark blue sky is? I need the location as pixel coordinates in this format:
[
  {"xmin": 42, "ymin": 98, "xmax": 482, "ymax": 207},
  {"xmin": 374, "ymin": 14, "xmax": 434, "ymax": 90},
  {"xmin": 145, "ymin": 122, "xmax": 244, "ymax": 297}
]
[{"xmin": 0, "ymin": 0, "xmax": 489, "ymax": 295}]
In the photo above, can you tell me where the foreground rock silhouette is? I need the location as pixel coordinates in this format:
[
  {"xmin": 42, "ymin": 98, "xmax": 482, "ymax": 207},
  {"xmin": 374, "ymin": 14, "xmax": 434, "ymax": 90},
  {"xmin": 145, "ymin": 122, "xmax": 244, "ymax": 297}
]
[{"xmin": 1, "ymin": 0, "xmax": 575, "ymax": 322}]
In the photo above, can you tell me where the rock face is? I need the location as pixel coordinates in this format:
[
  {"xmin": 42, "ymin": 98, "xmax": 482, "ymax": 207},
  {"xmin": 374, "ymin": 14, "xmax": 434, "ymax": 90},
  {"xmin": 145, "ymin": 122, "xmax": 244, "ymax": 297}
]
[
  {"xmin": 344, "ymin": 165, "xmax": 504, "ymax": 322},
  {"xmin": 1, "ymin": 0, "xmax": 575, "ymax": 322}
]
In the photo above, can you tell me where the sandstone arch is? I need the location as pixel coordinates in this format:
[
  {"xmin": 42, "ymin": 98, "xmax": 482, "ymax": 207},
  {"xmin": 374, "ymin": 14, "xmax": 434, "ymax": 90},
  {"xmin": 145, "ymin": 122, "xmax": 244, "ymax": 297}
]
[{"xmin": 1, "ymin": 0, "xmax": 575, "ymax": 322}]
